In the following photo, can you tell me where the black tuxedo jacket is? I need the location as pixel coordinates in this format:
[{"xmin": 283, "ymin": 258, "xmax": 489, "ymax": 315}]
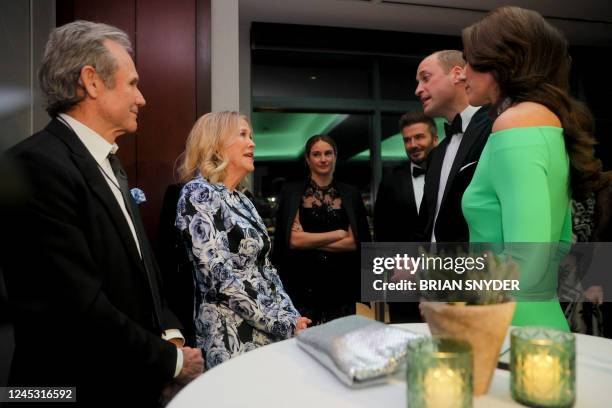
[
  {"xmin": 374, "ymin": 163, "xmax": 424, "ymax": 242},
  {"xmin": 421, "ymin": 106, "xmax": 493, "ymax": 243},
  {"xmin": 374, "ymin": 163, "xmax": 425, "ymax": 322},
  {"xmin": 3, "ymin": 119, "xmax": 180, "ymax": 406}
]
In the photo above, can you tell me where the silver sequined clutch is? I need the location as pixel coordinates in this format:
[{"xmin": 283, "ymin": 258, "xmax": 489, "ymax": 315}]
[{"xmin": 297, "ymin": 315, "xmax": 424, "ymax": 387}]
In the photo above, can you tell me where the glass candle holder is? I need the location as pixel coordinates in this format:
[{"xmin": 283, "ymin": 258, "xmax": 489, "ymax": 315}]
[
  {"xmin": 511, "ymin": 327, "xmax": 575, "ymax": 407},
  {"xmin": 406, "ymin": 336, "xmax": 473, "ymax": 408}
]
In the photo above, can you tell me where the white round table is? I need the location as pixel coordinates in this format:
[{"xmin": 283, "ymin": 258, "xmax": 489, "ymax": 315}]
[{"xmin": 168, "ymin": 324, "xmax": 612, "ymax": 407}]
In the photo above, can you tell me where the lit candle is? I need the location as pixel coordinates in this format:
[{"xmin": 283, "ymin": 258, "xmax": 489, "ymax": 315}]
[
  {"xmin": 521, "ymin": 350, "xmax": 561, "ymax": 402},
  {"xmin": 511, "ymin": 327, "xmax": 575, "ymax": 408},
  {"xmin": 407, "ymin": 337, "xmax": 472, "ymax": 408},
  {"xmin": 423, "ymin": 364, "xmax": 464, "ymax": 408}
]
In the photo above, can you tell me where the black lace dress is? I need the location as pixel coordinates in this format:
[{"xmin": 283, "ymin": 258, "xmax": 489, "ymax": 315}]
[{"xmin": 293, "ymin": 179, "xmax": 358, "ymax": 324}]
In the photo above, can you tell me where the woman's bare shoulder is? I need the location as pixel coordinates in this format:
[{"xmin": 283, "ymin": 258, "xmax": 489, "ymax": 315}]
[{"xmin": 493, "ymin": 101, "xmax": 562, "ymax": 132}]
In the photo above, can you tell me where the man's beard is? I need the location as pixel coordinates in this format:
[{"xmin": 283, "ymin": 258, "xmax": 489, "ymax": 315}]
[{"xmin": 408, "ymin": 150, "xmax": 429, "ymax": 167}]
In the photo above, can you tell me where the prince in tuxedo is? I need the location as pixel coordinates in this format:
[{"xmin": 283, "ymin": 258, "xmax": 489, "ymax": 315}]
[
  {"xmin": 415, "ymin": 50, "xmax": 492, "ymax": 243},
  {"xmin": 374, "ymin": 111, "xmax": 438, "ymax": 243},
  {"xmin": 3, "ymin": 21, "xmax": 202, "ymax": 406}
]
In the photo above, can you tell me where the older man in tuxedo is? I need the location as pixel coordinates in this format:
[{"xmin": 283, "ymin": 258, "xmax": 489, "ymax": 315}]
[
  {"xmin": 415, "ymin": 50, "xmax": 492, "ymax": 243},
  {"xmin": 3, "ymin": 21, "xmax": 202, "ymax": 406}
]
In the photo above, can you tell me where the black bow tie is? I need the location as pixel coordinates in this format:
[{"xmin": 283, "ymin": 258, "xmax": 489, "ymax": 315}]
[
  {"xmin": 444, "ymin": 114, "xmax": 463, "ymax": 138},
  {"xmin": 412, "ymin": 165, "xmax": 426, "ymax": 178}
]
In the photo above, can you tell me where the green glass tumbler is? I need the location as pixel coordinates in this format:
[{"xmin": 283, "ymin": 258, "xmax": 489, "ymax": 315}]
[
  {"xmin": 406, "ymin": 336, "xmax": 473, "ymax": 408},
  {"xmin": 511, "ymin": 327, "xmax": 575, "ymax": 407}
]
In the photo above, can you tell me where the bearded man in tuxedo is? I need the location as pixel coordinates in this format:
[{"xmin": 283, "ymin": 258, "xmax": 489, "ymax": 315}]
[{"xmin": 375, "ymin": 111, "xmax": 438, "ymax": 243}]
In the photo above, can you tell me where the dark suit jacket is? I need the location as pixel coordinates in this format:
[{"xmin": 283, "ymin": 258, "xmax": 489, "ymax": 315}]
[
  {"xmin": 3, "ymin": 119, "xmax": 180, "ymax": 406},
  {"xmin": 374, "ymin": 162, "xmax": 424, "ymax": 242},
  {"xmin": 272, "ymin": 180, "xmax": 371, "ymax": 299},
  {"xmin": 156, "ymin": 183, "xmax": 197, "ymax": 348},
  {"xmin": 421, "ymin": 106, "xmax": 492, "ymax": 243},
  {"xmin": 373, "ymin": 163, "xmax": 426, "ymax": 323}
]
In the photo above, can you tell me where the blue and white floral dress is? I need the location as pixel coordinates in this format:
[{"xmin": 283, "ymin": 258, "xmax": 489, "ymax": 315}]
[{"xmin": 175, "ymin": 176, "xmax": 300, "ymax": 368}]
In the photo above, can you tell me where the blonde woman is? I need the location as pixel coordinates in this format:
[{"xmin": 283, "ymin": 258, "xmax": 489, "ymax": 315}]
[{"xmin": 175, "ymin": 111, "xmax": 310, "ymax": 368}]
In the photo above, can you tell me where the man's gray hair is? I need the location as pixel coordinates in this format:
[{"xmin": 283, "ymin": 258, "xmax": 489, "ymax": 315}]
[{"xmin": 39, "ymin": 20, "xmax": 132, "ymax": 117}]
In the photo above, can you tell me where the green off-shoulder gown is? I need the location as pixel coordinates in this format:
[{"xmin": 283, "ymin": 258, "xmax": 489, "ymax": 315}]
[{"xmin": 462, "ymin": 126, "xmax": 571, "ymax": 331}]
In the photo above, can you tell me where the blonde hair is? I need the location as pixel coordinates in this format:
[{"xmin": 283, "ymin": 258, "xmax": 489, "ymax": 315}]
[{"xmin": 178, "ymin": 111, "xmax": 251, "ymax": 183}]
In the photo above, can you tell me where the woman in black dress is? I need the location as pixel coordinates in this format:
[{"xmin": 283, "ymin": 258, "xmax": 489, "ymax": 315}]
[{"xmin": 273, "ymin": 135, "xmax": 371, "ymax": 324}]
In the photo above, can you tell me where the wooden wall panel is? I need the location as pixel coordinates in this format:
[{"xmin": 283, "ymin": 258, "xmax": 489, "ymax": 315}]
[
  {"xmin": 56, "ymin": 0, "xmax": 211, "ymax": 245},
  {"xmin": 71, "ymin": 0, "xmax": 138, "ymax": 181},
  {"xmin": 197, "ymin": 0, "xmax": 212, "ymax": 117},
  {"xmin": 72, "ymin": 0, "xmax": 136, "ymax": 46},
  {"xmin": 55, "ymin": 0, "xmax": 75, "ymax": 27},
  {"xmin": 135, "ymin": 0, "xmax": 197, "ymax": 245}
]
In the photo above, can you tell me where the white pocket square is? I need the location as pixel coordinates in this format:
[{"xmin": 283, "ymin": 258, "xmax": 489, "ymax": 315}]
[{"xmin": 459, "ymin": 161, "xmax": 478, "ymax": 172}]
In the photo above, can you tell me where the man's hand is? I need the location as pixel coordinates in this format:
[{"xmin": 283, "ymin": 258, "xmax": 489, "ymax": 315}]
[
  {"xmin": 176, "ymin": 347, "xmax": 204, "ymax": 385},
  {"xmin": 390, "ymin": 257, "xmax": 417, "ymax": 283},
  {"xmin": 390, "ymin": 267, "xmax": 414, "ymax": 283},
  {"xmin": 296, "ymin": 316, "xmax": 312, "ymax": 334},
  {"xmin": 585, "ymin": 285, "xmax": 604, "ymax": 306}
]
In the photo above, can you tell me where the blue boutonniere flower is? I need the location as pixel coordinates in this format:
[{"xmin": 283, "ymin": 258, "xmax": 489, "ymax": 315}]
[{"xmin": 130, "ymin": 188, "xmax": 147, "ymax": 205}]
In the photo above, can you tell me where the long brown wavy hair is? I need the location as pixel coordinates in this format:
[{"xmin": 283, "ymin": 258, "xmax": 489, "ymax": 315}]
[{"xmin": 462, "ymin": 6, "xmax": 601, "ymax": 199}]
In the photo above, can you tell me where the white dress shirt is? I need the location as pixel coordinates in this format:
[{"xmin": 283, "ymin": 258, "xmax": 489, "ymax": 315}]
[
  {"xmin": 410, "ymin": 162, "xmax": 425, "ymax": 214},
  {"xmin": 58, "ymin": 114, "xmax": 184, "ymax": 378},
  {"xmin": 58, "ymin": 114, "xmax": 142, "ymax": 256},
  {"xmin": 431, "ymin": 105, "xmax": 480, "ymax": 242}
]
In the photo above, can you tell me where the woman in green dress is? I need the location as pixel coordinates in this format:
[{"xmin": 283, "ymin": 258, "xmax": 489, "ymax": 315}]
[{"xmin": 460, "ymin": 6, "xmax": 602, "ymax": 330}]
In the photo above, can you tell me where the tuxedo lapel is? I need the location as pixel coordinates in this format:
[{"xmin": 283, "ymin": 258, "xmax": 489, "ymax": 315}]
[
  {"xmin": 424, "ymin": 136, "xmax": 449, "ymax": 206},
  {"xmin": 123, "ymin": 191, "xmax": 164, "ymax": 328},
  {"xmin": 48, "ymin": 120, "xmax": 145, "ymax": 270},
  {"xmin": 441, "ymin": 134, "xmax": 477, "ymax": 204},
  {"xmin": 440, "ymin": 106, "xmax": 489, "ymax": 205},
  {"xmin": 398, "ymin": 164, "xmax": 418, "ymax": 215}
]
